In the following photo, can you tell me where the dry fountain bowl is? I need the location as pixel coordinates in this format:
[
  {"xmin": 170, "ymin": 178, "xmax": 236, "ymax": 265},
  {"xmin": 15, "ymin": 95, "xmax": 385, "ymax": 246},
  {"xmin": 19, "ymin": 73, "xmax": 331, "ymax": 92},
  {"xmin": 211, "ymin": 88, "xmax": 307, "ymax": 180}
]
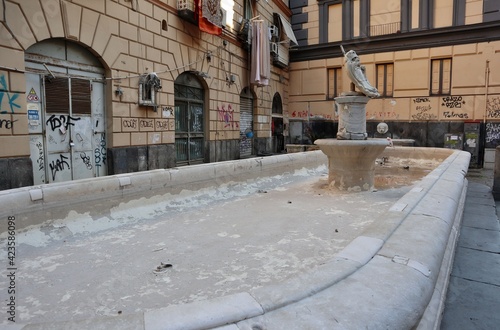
[{"xmin": 0, "ymin": 147, "xmax": 470, "ymax": 330}]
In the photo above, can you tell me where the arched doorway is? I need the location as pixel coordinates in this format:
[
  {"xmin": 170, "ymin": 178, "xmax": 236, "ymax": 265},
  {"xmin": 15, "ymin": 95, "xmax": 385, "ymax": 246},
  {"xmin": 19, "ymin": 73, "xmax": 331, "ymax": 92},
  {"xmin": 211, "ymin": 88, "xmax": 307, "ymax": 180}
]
[
  {"xmin": 272, "ymin": 92, "xmax": 285, "ymax": 153},
  {"xmin": 239, "ymin": 87, "xmax": 254, "ymax": 158},
  {"xmin": 25, "ymin": 39, "xmax": 106, "ymax": 184},
  {"xmin": 174, "ymin": 73, "xmax": 205, "ymax": 165}
]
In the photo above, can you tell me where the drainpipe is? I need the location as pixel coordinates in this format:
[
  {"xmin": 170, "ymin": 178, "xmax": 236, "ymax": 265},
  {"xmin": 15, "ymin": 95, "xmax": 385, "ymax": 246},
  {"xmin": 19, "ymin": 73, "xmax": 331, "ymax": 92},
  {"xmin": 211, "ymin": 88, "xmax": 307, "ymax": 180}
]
[{"xmin": 484, "ymin": 60, "xmax": 490, "ymax": 124}]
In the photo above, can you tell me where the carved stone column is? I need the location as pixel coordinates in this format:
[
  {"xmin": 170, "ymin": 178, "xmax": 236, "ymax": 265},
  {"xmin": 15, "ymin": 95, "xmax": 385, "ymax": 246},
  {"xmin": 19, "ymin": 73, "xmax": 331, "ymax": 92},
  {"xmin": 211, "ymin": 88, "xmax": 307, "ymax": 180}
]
[{"xmin": 335, "ymin": 94, "xmax": 370, "ymax": 140}]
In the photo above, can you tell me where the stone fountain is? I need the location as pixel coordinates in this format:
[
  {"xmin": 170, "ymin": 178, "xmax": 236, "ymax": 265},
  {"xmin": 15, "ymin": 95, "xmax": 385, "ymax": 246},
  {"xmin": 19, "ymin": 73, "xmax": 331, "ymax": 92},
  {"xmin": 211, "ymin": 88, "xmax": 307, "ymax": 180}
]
[{"xmin": 315, "ymin": 47, "xmax": 388, "ymax": 192}]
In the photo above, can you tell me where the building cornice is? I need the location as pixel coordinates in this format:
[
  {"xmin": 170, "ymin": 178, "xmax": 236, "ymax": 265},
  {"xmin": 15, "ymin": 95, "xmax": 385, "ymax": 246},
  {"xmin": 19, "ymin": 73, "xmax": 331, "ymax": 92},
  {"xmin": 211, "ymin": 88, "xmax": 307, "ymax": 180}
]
[{"xmin": 290, "ymin": 21, "xmax": 500, "ymax": 62}]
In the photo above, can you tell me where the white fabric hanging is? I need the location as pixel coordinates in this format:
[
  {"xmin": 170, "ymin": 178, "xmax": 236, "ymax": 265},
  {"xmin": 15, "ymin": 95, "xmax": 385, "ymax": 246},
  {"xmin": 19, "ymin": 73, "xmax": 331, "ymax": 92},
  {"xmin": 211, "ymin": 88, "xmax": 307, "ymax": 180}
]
[{"xmin": 250, "ymin": 20, "xmax": 270, "ymax": 86}]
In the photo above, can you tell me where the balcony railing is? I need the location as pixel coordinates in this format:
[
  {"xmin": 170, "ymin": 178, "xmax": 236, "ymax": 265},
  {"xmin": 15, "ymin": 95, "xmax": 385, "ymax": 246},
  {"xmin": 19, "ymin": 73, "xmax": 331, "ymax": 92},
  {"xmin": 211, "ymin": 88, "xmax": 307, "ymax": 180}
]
[{"xmin": 369, "ymin": 22, "xmax": 401, "ymax": 37}]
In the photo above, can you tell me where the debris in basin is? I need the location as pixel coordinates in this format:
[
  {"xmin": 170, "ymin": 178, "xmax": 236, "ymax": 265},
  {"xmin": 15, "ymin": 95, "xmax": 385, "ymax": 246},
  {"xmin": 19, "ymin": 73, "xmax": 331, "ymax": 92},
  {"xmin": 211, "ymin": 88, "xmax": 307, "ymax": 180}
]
[{"xmin": 153, "ymin": 262, "xmax": 172, "ymax": 274}]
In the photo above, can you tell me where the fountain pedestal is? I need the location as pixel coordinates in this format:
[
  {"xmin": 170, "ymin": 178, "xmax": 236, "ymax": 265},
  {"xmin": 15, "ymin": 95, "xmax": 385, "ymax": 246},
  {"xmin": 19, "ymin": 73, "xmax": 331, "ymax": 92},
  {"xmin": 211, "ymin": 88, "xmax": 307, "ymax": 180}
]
[
  {"xmin": 314, "ymin": 139, "xmax": 388, "ymax": 191},
  {"xmin": 336, "ymin": 94, "xmax": 370, "ymax": 140}
]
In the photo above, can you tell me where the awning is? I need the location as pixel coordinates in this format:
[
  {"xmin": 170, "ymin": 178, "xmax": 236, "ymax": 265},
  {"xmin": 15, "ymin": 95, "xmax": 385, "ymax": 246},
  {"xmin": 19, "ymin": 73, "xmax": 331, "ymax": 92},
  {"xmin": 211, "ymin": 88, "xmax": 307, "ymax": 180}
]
[{"xmin": 277, "ymin": 13, "xmax": 298, "ymax": 46}]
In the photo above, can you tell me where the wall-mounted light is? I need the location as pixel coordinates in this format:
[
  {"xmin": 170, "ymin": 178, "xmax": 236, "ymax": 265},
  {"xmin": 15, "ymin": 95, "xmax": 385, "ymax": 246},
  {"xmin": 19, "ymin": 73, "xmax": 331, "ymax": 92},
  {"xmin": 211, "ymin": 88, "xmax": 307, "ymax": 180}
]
[
  {"xmin": 226, "ymin": 74, "xmax": 236, "ymax": 85},
  {"xmin": 115, "ymin": 86, "xmax": 123, "ymax": 97}
]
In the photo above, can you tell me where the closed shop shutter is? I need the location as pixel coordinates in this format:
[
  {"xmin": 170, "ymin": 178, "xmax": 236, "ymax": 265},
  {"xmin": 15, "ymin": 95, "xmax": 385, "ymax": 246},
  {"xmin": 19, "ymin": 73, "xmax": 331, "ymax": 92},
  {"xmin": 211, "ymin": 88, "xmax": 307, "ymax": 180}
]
[{"xmin": 240, "ymin": 96, "xmax": 253, "ymax": 157}]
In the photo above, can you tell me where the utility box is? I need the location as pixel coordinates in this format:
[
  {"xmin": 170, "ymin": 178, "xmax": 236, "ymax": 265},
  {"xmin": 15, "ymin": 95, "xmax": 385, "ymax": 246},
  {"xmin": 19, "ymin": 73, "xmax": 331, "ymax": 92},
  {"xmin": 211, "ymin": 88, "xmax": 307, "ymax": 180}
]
[
  {"xmin": 444, "ymin": 133, "xmax": 464, "ymax": 150},
  {"xmin": 464, "ymin": 122, "xmax": 483, "ymax": 168}
]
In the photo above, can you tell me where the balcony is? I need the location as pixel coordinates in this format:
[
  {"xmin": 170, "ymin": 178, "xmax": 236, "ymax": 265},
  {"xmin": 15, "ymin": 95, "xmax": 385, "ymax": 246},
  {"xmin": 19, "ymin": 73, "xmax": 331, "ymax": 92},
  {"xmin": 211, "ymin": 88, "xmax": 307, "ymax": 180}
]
[{"xmin": 369, "ymin": 21, "xmax": 401, "ymax": 37}]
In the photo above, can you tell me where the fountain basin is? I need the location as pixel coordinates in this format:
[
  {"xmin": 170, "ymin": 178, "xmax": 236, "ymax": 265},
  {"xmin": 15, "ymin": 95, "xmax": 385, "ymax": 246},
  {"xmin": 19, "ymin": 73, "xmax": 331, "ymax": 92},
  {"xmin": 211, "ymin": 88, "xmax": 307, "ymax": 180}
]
[
  {"xmin": 0, "ymin": 148, "xmax": 471, "ymax": 329},
  {"xmin": 314, "ymin": 138, "xmax": 388, "ymax": 191}
]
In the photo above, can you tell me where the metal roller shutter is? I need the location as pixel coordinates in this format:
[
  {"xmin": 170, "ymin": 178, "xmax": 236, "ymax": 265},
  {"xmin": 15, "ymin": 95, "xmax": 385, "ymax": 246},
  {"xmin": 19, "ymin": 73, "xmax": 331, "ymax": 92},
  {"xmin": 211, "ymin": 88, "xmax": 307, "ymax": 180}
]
[{"xmin": 240, "ymin": 96, "xmax": 253, "ymax": 157}]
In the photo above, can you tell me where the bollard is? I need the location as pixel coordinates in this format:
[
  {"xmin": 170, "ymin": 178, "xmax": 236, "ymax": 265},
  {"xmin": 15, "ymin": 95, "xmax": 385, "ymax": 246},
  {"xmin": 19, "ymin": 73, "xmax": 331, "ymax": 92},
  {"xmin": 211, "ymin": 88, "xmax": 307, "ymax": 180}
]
[{"xmin": 492, "ymin": 146, "xmax": 500, "ymax": 200}]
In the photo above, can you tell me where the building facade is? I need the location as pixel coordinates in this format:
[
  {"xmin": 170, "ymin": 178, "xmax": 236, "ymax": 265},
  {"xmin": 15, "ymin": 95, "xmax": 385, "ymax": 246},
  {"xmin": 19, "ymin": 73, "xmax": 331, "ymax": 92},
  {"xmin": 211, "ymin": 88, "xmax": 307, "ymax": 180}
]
[
  {"xmin": 288, "ymin": 0, "xmax": 500, "ymax": 168},
  {"xmin": 2, "ymin": 0, "xmax": 500, "ymax": 191},
  {"xmin": 0, "ymin": 0, "xmax": 296, "ymax": 190}
]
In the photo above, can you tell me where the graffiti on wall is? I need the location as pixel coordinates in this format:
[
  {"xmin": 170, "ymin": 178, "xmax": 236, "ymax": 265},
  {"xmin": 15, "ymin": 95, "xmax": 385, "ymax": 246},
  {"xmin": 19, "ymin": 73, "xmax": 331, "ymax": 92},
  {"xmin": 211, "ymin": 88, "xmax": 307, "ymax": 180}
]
[
  {"xmin": 80, "ymin": 152, "xmax": 93, "ymax": 170},
  {"xmin": 441, "ymin": 96, "xmax": 469, "ymax": 119},
  {"xmin": 218, "ymin": 104, "xmax": 239, "ymax": 128},
  {"xmin": 49, "ymin": 154, "xmax": 70, "ymax": 181},
  {"xmin": 486, "ymin": 122, "xmax": 500, "ymax": 148},
  {"xmin": 140, "ymin": 119, "xmax": 154, "ymax": 129},
  {"xmin": 442, "ymin": 111, "xmax": 469, "ymax": 119},
  {"xmin": 240, "ymin": 136, "xmax": 251, "ymax": 150},
  {"xmin": 35, "ymin": 140, "xmax": 44, "ymax": 171},
  {"xmin": 413, "ymin": 97, "xmax": 430, "ymax": 103},
  {"xmin": 441, "ymin": 96, "xmax": 465, "ymax": 108},
  {"xmin": 411, "ymin": 97, "xmax": 437, "ymax": 120},
  {"xmin": 94, "ymin": 133, "xmax": 106, "ymax": 169},
  {"xmin": 0, "ymin": 75, "xmax": 21, "ymax": 114},
  {"xmin": 487, "ymin": 96, "xmax": 500, "ymax": 119},
  {"xmin": 162, "ymin": 106, "xmax": 174, "ymax": 117},
  {"xmin": 366, "ymin": 111, "xmax": 398, "ymax": 120},
  {"xmin": 0, "ymin": 118, "xmax": 17, "ymax": 133},
  {"xmin": 122, "ymin": 118, "xmax": 138, "ymax": 129},
  {"xmin": 291, "ymin": 110, "xmax": 332, "ymax": 120},
  {"xmin": 46, "ymin": 114, "xmax": 81, "ymax": 132},
  {"xmin": 155, "ymin": 119, "xmax": 174, "ymax": 131}
]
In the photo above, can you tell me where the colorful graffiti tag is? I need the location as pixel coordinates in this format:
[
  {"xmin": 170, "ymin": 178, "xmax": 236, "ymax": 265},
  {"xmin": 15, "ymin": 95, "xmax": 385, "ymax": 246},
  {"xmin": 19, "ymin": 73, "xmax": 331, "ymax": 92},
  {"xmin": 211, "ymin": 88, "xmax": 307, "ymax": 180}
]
[{"xmin": 0, "ymin": 75, "xmax": 21, "ymax": 114}]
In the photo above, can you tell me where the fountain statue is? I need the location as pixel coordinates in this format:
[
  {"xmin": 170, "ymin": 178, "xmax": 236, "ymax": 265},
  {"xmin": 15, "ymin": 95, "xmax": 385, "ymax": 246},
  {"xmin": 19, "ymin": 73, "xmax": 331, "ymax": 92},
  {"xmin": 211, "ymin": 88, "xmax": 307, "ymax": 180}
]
[
  {"xmin": 314, "ymin": 47, "xmax": 388, "ymax": 192},
  {"xmin": 344, "ymin": 49, "xmax": 380, "ymax": 99}
]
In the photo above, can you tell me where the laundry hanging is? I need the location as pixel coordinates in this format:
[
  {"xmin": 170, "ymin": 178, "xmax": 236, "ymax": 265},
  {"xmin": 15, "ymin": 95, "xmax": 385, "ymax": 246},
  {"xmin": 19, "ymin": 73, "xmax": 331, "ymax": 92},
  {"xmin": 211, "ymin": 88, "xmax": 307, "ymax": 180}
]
[
  {"xmin": 196, "ymin": 0, "xmax": 222, "ymax": 35},
  {"xmin": 250, "ymin": 20, "xmax": 270, "ymax": 86}
]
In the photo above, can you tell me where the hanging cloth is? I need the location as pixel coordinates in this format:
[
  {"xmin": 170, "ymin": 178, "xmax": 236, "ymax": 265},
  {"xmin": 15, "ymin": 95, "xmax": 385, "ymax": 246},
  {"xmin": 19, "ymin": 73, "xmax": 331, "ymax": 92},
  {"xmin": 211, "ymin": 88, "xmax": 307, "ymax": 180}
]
[
  {"xmin": 250, "ymin": 20, "xmax": 270, "ymax": 86},
  {"xmin": 196, "ymin": 0, "xmax": 222, "ymax": 35}
]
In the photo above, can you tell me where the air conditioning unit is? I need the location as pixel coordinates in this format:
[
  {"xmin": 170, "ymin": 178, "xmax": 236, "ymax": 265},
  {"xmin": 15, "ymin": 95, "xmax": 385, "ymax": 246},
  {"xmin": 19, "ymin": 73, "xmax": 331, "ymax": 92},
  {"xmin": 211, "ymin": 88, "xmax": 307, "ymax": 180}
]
[
  {"xmin": 269, "ymin": 25, "xmax": 279, "ymax": 39},
  {"xmin": 273, "ymin": 43, "xmax": 289, "ymax": 68},
  {"xmin": 270, "ymin": 42, "xmax": 278, "ymax": 56},
  {"xmin": 237, "ymin": 19, "xmax": 251, "ymax": 50},
  {"xmin": 177, "ymin": 0, "xmax": 197, "ymax": 25},
  {"xmin": 220, "ymin": 8, "xmax": 227, "ymax": 28}
]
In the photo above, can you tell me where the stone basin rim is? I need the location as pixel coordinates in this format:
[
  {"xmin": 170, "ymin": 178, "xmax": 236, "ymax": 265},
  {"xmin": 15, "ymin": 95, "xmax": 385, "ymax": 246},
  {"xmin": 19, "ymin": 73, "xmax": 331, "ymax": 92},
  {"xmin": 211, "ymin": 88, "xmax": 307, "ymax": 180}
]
[{"xmin": 314, "ymin": 138, "xmax": 390, "ymax": 146}]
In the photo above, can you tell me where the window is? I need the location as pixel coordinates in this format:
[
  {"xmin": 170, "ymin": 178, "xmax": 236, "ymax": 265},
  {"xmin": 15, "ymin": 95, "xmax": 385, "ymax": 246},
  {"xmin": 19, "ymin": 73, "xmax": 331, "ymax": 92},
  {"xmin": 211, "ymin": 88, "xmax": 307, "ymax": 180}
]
[
  {"xmin": 484, "ymin": 0, "xmax": 500, "ymax": 22},
  {"xmin": 370, "ymin": 1, "xmax": 401, "ymax": 36},
  {"xmin": 327, "ymin": 3, "xmax": 342, "ymax": 42},
  {"xmin": 376, "ymin": 63, "xmax": 394, "ymax": 97},
  {"xmin": 433, "ymin": 0, "xmax": 454, "ymax": 28},
  {"xmin": 272, "ymin": 92, "xmax": 283, "ymax": 114},
  {"xmin": 45, "ymin": 77, "xmax": 91, "ymax": 114},
  {"xmin": 431, "ymin": 59, "xmax": 452, "ymax": 95},
  {"xmin": 327, "ymin": 67, "xmax": 342, "ymax": 99},
  {"xmin": 243, "ymin": 0, "xmax": 252, "ymax": 20}
]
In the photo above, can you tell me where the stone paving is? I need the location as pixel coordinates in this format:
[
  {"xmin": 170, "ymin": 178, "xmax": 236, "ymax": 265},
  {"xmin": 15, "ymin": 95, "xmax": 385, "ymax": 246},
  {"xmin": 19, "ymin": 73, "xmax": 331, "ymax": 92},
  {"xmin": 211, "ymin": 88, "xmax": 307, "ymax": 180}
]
[{"xmin": 441, "ymin": 169, "xmax": 500, "ymax": 330}]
